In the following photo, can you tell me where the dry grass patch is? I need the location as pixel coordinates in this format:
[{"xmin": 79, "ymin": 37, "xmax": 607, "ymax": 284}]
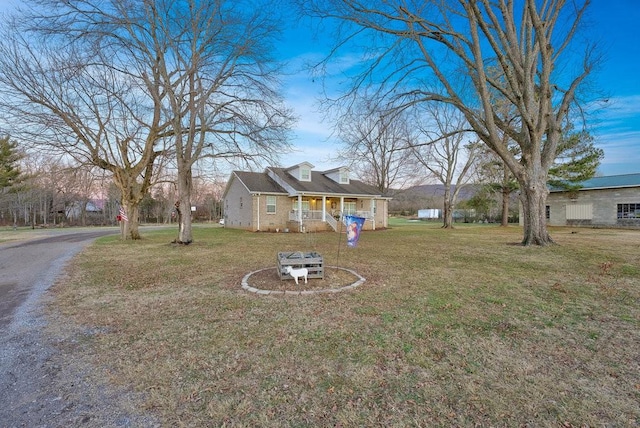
[{"xmin": 50, "ymin": 224, "xmax": 640, "ymax": 427}]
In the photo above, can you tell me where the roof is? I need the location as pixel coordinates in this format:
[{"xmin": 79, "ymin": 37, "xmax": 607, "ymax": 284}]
[
  {"xmin": 550, "ymin": 173, "xmax": 640, "ymax": 192},
  {"xmin": 232, "ymin": 171, "xmax": 285, "ymax": 194},
  {"xmin": 269, "ymin": 167, "xmax": 385, "ymax": 197},
  {"xmin": 227, "ymin": 166, "xmax": 389, "ymax": 198}
]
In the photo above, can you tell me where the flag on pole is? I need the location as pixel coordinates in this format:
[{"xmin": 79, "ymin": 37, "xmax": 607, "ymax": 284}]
[
  {"xmin": 344, "ymin": 215, "xmax": 365, "ymax": 247},
  {"xmin": 119, "ymin": 206, "xmax": 128, "ymax": 222}
]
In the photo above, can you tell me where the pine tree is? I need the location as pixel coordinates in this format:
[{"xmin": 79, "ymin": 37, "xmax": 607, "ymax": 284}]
[
  {"xmin": 548, "ymin": 131, "xmax": 604, "ymax": 190},
  {"xmin": 0, "ymin": 136, "xmax": 23, "ymax": 190}
]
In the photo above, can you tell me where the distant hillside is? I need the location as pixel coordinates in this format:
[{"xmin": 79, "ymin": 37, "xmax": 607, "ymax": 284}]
[
  {"xmin": 400, "ymin": 184, "xmax": 481, "ymax": 200},
  {"xmin": 387, "ymin": 183, "xmax": 522, "ymax": 223},
  {"xmin": 388, "ymin": 184, "xmax": 483, "ymax": 212}
]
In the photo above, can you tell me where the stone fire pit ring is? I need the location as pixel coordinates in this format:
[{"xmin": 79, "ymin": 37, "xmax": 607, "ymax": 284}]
[{"xmin": 241, "ymin": 266, "xmax": 365, "ymax": 296}]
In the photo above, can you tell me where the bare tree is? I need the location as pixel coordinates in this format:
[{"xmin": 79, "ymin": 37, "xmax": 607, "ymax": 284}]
[
  {"xmin": 0, "ymin": 3, "xmax": 169, "ymax": 239},
  {"xmin": 412, "ymin": 104, "xmax": 479, "ymax": 228},
  {"xmin": 476, "ymin": 147, "xmax": 520, "ymax": 227},
  {"xmin": 1, "ymin": 0, "xmax": 292, "ymax": 240},
  {"xmin": 142, "ymin": 0, "xmax": 294, "ymax": 244},
  {"xmin": 300, "ymin": 0, "xmax": 599, "ymax": 245},
  {"xmin": 190, "ymin": 175, "xmax": 225, "ymax": 222},
  {"xmin": 61, "ymin": 165, "xmax": 102, "ymax": 226},
  {"xmin": 335, "ymin": 101, "xmax": 420, "ymax": 192}
]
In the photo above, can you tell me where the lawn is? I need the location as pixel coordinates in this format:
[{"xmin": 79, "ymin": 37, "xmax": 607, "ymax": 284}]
[{"xmin": 51, "ymin": 222, "xmax": 640, "ymax": 427}]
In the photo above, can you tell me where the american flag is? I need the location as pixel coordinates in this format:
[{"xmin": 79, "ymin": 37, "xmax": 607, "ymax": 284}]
[{"xmin": 119, "ymin": 206, "xmax": 128, "ymax": 222}]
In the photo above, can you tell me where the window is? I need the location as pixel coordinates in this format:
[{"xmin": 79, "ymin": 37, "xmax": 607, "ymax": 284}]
[
  {"xmin": 291, "ymin": 199, "xmax": 310, "ymax": 211},
  {"xmin": 239, "ymin": 197, "xmax": 243, "ymax": 209},
  {"xmin": 266, "ymin": 196, "xmax": 276, "ymax": 214},
  {"xmin": 344, "ymin": 201, "xmax": 356, "ymax": 215},
  {"xmin": 301, "ymin": 168, "xmax": 310, "ymax": 181},
  {"xmin": 339, "ymin": 170, "xmax": 349, "ymax": 184},
  {"xmin": 617, "ymin": 203, "xmax": 640, "ymax": 219}
]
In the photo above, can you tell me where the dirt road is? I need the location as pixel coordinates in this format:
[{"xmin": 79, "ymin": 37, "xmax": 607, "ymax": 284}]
[{"xmin": 0, "ymin": 229, "xmax": 159, "ymax": 427}]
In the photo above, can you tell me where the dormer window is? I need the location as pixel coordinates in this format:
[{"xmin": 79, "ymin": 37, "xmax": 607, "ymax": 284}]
[
  {"xmin": 339, "ymin": 170, "xmax": 349, "ymax": 184},
  {"xmin": 323, "ymin": 166, "xmax": 350, "ymax": 184},
  {"xmin": 301, "ymin": 167, "xmax": 311, "ymax": 181},
  {"xmin": 285, "ymin": 162, "xmax": 315, "ymax": 182}
]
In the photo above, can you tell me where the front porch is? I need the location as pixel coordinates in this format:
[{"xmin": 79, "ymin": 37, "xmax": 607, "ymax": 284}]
[
  {"xmin": 287, "ymin": 210, "xmax": 375, "ymax": 232},
  {"xmin": 288, "ymin": 194, "xmax": 377, "ymax": 232}
]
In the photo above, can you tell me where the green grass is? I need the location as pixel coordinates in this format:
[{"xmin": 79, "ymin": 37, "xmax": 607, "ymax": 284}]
[{"xmin": 51, "ymin": 223, "xmax": 640, "ymax": 427}]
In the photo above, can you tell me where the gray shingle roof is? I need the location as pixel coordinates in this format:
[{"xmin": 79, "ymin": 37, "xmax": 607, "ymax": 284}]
[
  {"xmin": 232, "ymin": 171, "xmax": 286, "ymax": 194},
  {"xmin": 269, "ymin": 168, "xmax": 385, "ymax": 197},
  {"xmin": 231, "ymin": 167, "xmax": 388, "ymax": 197}
]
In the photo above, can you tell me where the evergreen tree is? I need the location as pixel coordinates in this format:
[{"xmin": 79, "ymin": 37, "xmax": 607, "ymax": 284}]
[
  {"xmin": 0, "ymin": 136, "xmax": 24, "ymax": 190},
  {"xmin": 548, "ymin": 131, "xmax": 604, "ymax": 190}
]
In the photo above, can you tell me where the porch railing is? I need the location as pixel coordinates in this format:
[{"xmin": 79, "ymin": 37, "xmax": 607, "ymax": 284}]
[
  {"xmin": 288, "ymin": 210, "xmax": 325, "ymax": 221},
  {"xmin": 325, "ymin": 214, "xmax": 339, "ymax": 232},
  {"xmin": 288, "ymin": 209, "xmax": 373, "ymax": 229}
]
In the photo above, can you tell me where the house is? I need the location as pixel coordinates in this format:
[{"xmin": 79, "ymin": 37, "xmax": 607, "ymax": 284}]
[
  {"xmin": 65, "ymin": 199, "xmax": 103, "ymax": 220},
  {"xmin": 543, "ymin": 173, "xmax": 640, "ymax": 227},
  {"xmin": 222, "ymin": 162, "xmax": 391, "ymax": 232}
]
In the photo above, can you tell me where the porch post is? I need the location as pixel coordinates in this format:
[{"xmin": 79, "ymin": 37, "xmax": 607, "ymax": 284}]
[
  {"xmin": 297, "ymin": 194, "xmax": 302, "ymax": 231},
  {"xmin": 322, "ymin": 196, "xmax": 327, "ymax": 221},
  {"xmin": 371, "ymin": 198, "xmax": 375, "ymax": 230},
  {"xmin": 340, "ymin": 197, "xmax": 344, "ymax": 219}
]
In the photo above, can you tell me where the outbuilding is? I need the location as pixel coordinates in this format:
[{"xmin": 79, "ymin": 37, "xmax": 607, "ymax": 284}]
[{"xmin": 543, "ymin": 173, "xmax": 640, "ymax": 227}]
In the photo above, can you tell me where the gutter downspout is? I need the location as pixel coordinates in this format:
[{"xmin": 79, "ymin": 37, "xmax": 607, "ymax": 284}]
[{"xmin": 256, "ymin": 194, "xmax": 260, "ymax": 231}]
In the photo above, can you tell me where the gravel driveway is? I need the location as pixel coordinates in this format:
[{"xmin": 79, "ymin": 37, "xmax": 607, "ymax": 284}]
[{"xmin": 0, "ymin": 229, "xmax": 159, "ymax": 427}]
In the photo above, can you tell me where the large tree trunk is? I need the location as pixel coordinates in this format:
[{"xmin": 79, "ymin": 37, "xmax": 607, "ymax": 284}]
[
  {"xmin": 501, "ymin": 186, "xmax": 510, "ymax": 227},
  {"xmin": 128, "ymin": 205, "xmax": 141, "ymax": 240},
  {"xmin": 120, "ymin": 202, "xmax": 141, "ymax": 240},
  {"xmin": 442, "ymin": 185, "xmax": 454, "ymax": 229},
  {"xmin": 113, "ymin": 162, "xmax": 155, "ymax": 240},
  {"xmin": 518, "ymin": 177, "xmax": 553, "ymax": 246},
  {"xmin": 500, "ymin": 166, "xmax": 510, "ymax": 227},
  {"xmin": 176, "ymin": 169, "xmax": 193, "ymax": 244}
]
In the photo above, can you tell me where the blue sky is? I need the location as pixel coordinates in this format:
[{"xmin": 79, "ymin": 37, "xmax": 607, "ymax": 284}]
[
  {"xmin": 279, "ymin": 2, "xmax": 640, "ymax": 176},
  {"xmin": 581, "ymin": 1, "xmax": 640, "ymax": 176},
  {"xmin": 1, "ymin": 1, "xmax": 638, "ymax": 176}
]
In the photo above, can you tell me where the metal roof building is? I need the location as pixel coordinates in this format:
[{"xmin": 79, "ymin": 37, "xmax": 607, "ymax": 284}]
[{"xmin": 546, "ymin": 173, "xmax": 640, "ymax": 227}]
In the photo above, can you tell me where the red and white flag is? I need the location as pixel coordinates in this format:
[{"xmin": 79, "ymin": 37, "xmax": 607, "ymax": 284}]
[{"xmin": 119, "ymin": 206, "xmax": 128, "ymax": 222}]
